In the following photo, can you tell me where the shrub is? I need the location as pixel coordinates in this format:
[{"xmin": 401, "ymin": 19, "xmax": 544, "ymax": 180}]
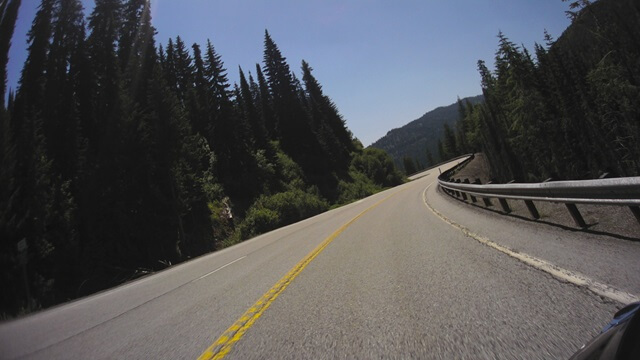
[
  {"xmin": 232, "ymin": 188, "xmax": 329, "ymax": 242},
  {"xmin": 351, "ymin": 148, "xmax": 404, "ymax": 187},
  {"xmin": 335, "ymin": 170, "xmax": 381, "ymax": 205}
]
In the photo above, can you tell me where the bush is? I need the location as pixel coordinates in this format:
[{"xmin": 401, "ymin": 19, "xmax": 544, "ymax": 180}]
[
  {"xmin": 232, "ymin": 206, "xmax": 281, "ymax": 242},
  {"xmin": 351, "ymin": 148, "xmax": 405, "ymax": 187},
  {"xmin": 335, "ymin": 170, "xmax": 381, "ymax": 205},
  {"xmin": 232, "ymin": 188, "xmax": 329, "ymax": 242}
]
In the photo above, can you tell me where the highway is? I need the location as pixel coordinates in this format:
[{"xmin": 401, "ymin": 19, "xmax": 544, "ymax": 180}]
[{"xmin": 1, "ymin": 158, "xmax": 638, "ymax": 359}]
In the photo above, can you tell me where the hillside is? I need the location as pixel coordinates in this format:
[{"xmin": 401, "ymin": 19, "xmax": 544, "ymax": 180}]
[
  {"xmin": 370, "ymin": 95, "xmax": 483, "ymax": 169},
  {"xmin": 447, "ymin": 0, "xmax": 640, "ymax": 182},
  {"xmin": 0, "ymin": 3, "xmax": 405, "ymax": 316}
]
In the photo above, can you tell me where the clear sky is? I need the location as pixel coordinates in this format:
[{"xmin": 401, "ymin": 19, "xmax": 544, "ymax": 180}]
[{"xmin": 7, "ymin": 0, "xmax": 571, "ymax": 146}]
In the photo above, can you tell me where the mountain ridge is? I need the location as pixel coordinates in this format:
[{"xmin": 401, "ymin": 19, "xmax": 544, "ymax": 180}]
[{"xmin": 369, "ymin": 94, "xmax": 484, "ymax": 169}]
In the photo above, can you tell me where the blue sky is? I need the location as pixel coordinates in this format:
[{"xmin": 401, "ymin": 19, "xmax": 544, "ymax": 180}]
[{"xmin": 7, "ymin": 0, "xmax": 571, "ymax": 146}]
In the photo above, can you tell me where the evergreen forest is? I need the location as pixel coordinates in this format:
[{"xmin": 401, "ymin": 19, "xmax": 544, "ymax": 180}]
[
  {"xmin": 370, "ymin": 95, "xmax": 483, "ymax": 173},
  {"xmin": 0, "ymin": 0, "xmax": 404, "ymax": 316},
  {"xmin": 441, "ymin": 0, "xmax": 640, "ymax": 182}
]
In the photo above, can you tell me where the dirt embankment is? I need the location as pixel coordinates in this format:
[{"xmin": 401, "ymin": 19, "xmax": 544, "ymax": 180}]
[{"xmin": 448, "ymin": 154, "xmax": 639, "ymax": 241}]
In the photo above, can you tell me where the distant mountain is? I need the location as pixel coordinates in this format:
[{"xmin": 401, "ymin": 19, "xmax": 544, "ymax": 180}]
[{"xmin": 369, "ymin": 95, "xmax": 484, "ymax": 169}]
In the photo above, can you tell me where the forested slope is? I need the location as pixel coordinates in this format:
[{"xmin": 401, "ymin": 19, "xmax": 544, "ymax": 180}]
[
  {"xmin": 370, "ymin": 95, "xmax": 483, "ymax": 172},
  {"xmin": 0, "ymin": 0, "xmax": 403, "ymax": 317},
  {"xmin": 445, "ymin": 0, "xmax": 640, "ymax": 182}
]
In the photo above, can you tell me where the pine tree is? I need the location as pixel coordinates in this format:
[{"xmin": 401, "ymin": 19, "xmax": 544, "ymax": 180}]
[
  {"xmin": 476, "ymin": 57, "xmax": 523, "ymax": 181},
  {"xmin": 442, "ymin": 123, "xmax": 457, "ymax": 159},
  {"xmin": 121, "ymin": 0, "xmax": 155, "ymax": 105},
  {"xmin": 425, "ymin": 149, "xmax": 435, "ymax": 167},
  {"xmin": 0, "ymin": 0, "xmax": 21, "ymax": 107},
  {"xmin": 80, "ymin": 0, "xmax": 125, "ymax": 292},
  {"xmin": 117, "ymin": 0, "xmax": 144, "ymax": 72},
  {"xmin": 171, "ymin": 36, "xmax": 193, "ymax": 104},
  {"xmin": 437, "ymin": 139, "xmax": 445, "ymax": 162},
  {"xmin": 202, "ymin": 39, "xmax": 258, "ymax": 202},
  {"xmin": 301, "ymin": 60, "xmax": 353, "ymax": 171},
  {"xmin": 18, "ymin": 0, "xmax": 54, "ymax": 109},
  {"xmin": 255, "ymin": 63, "xmax": 276, "ymax": 139},
  {"xmin": 455, "ymin": 97, "xmax": 469, "ymax": 154},
  {"xmin": 137, "ymin": 64, "xmax": 220, "ymax": 261},
  {"xmin": 261, "ymin": 31, "xmax": 326, "ymax": 188},
  {"xmin": 248, "ymin": 72, "xmax": 261, "ymax": 110},
  {"xmin": 202, "ymin": 38, "xmax": 234, "ymax": 158},
  {"xmin": 2, "ymin": 0, "xmax": 74, "ymax": 312},
  {"xmin": 238, "ymin": 66, "xmax": 266, "ymax": 147},
  {"xmin": 86, "ymin": 0, "xmax": 122, "ymax": 147},
  {"xmin": 189, "ymin": 42, "xmax": 209, "ymax": 136},
  {"xmin": 402, "ymin": 156, "xmax": 417, "ymax": 175},
  {"xmin": 0, "ymin": 0, "xmax": 23, "ymax": 314},
  {"xmin": 162, "ymin": 38, "xmax": 178, "ymax": 93},
  {"xmin": 43, "ymin": 0, "xmax": 87, "ymax": 179}
]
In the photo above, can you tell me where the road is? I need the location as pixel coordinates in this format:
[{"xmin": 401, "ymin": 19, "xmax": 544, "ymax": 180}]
[{"xmin": 1, "ymin": 158, "xmax": 639, "ymax": 359}]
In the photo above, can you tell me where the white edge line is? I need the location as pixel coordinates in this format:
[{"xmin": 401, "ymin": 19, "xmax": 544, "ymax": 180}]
[
  {"xmin": 423, "ymin": 183, "xmax": 640, "ymax": 305},
  {"xmin": 193, "ymin": 256, "xmax": 247, "ymax": 282}
]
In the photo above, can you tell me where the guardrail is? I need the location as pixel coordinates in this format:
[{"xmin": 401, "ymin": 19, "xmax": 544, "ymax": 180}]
[{"xmin": 438, "ymin": 155, "xmax": 640, "ymax": 227}]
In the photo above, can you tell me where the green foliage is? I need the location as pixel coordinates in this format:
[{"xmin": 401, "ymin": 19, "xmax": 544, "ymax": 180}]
[
  {"xmin": 229, "ymin": 207, "xmax": 280, "ymax": 244},
  {"xmin": 0, "ymin": 0, "xmax": 402, "ymax": 317},
  {"xmin": 335, "ymin": 169, "xmax": 381, "ymax": 205},
  {"xmin": 207, "ymin": 196, "xmax": 234, "ymax": 247},
  {"xmin": 370, "ymin": 95, "xmax": 484, "ymax": 168},
  {"xmin": 585, "ymin": 58, "xmax": 640, "ymax": 173},
  {"xmin": 301, "ymin": 60, "xmax": 353, "ymax": 172},
  {"xmin": 441, "ymin": 123, "xmax": 458, "ymax": 161},
  {"xmin": 444, "ymin": 0, "xmax": 640, "ymax": 182},
  {"xmin": 425, "ymin": 149, "xmax": 435, "ymax": 167},
  {"xmin": 0, "ymin": 0, "xmax": 21, "ymax": 106},
  {"xmin": 464, "ymin": 0, "xmax": 640, "ymax": 181},
  {"xmin": 402, "ymin": 156, "xmax": 418, "ymax": 175},
  {"xmin": 274, "ymin": 145, "xmax": 306, "ymax": 188},
  {"xmin": 232, "ymin": 188, "xmax": 328, "ymax": 243},
  {"xmin": 351, "ymin": 147, "xmax": 405, "ymax": 187}
]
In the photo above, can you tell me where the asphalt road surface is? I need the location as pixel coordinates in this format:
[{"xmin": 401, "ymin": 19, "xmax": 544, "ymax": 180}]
[{"xmin": 1, "ymin": 158, "xmax": 639, "ymax": 359}]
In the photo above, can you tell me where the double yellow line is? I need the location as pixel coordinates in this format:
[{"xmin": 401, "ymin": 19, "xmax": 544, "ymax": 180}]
[{"xmin": 198, "ymin": 189, "xmax": 405, "ymax": 359}]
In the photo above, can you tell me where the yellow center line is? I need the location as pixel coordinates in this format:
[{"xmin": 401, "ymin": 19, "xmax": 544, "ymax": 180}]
[{"xmin": 197, "ymin": 187, "xmax": 408, "ymax": 360}]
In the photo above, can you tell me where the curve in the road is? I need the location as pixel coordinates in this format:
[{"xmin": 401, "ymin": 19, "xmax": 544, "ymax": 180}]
[
  {"xmin": 198, "ymin": 188, "xmax": 408, "ymax": 360},
  {"xmin": 422, "ymin": 184, "xmax": 640, "ymax": 305},
  {"xmin": 3, "ymin": 159, "xmax": 634, "ymax": 359}
]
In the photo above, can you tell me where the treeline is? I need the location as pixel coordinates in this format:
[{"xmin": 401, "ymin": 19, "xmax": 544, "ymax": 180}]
[
  {"xmin": 440, "ymin": 0, "xmax": 640, "ymax": 182},
  {"xmin": 0, "ymin": 0, "xmax": 403, "ymax": 316}
]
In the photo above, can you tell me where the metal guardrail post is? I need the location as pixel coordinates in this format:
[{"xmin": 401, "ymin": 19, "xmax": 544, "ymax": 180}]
[
  {"xmin": 464, "ymin": 179, "xmax": 477, "ymax": 203},
  {"xmin": 459, "ymin": 183, "xmax": 468, "ymax": 201},
  {"xmin": 519, "ymin": 179, "xmax": 540, "ymax": 218},
  {"xmin": 510, "ymin": 178, "xmax": 535, "ymax": 219},
  {"xmin": 487, "ymin": 180, "xmax": 511, "ymax": 213},
  {"xmin": 543, "ymin": 177, "xmax": 584, "ymax": 227},
  {"xmin": 524, "ymin": 200, "xmax": 540, "ymax": 220},
  {"xmin": 497, "ymin": 199, "xmax": 511, "ymax": 213},
  {"xmin": 565, "ymin": 203, "xmax": 587, "ymax": 228},
  {"xmin": 475, "ymin": 179, "xmax": 492, "ymax": 207},
  {"xmin": 438, "ymin": 157, "xmax": 640, "ymax": 229}
]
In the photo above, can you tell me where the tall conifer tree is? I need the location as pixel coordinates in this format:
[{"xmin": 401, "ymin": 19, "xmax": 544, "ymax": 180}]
[
  {"xmin": 0, "ymin": 0, "xmax": 21, "ymax": 106},
  {"xmin": 261, "ymin": 31, "xmax": 326, "ymax": 186},
  {"xmin": 238, "ymin": 66, "xmax": 266, "ymax": 148},
  {"xmin": 254, "ymin": 63, "xmax": 276, "ymax": 139},
  {"xmin": 301, "ymin": 60, "xmax": 353, "ymax": 170}
]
